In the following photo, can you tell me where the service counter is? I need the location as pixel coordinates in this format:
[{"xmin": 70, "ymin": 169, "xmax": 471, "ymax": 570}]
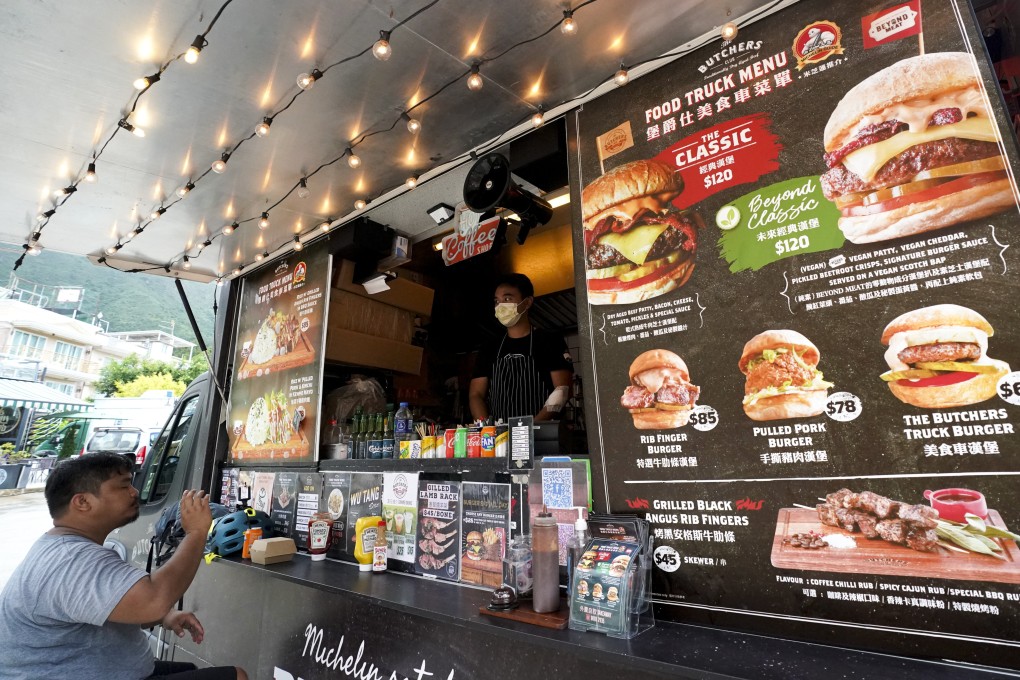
[{"xmin": 171, "ymin": 554, "xmax": 1018, "ymax": 679}]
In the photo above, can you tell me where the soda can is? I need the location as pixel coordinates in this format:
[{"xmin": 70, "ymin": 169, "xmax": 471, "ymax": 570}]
[
  {"xmin": 466, "ymin": 426, "xmax": 481, "ymax": 458},
  {"xmin": 454, "ymin": 427, "xmax": 467, "ymax": 458},
  {"xmin": 480, "ymin": 425, "xmax": 496, "ymax": 457},
  {"xmin": 495, "ymin": 425, "xmax": 509, "ymax": 458},
  {"xmin": 444, "ymin": 429, "xmax": 457, "ymax": 458},
  {"xmin": 242, "ymin": 527, "xmax": 263, "ymax": 559}
]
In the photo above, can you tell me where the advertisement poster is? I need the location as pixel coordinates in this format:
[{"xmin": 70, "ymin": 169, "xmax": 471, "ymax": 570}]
[
  {"xmin": 461, "ymin": 482, "xmax": 511, "ymax": 587},
  {"xmin": 382, "ymin": 472, "xmax": 419, "ymax": 564},
  {"xmin": 322, "ymin": 471, "xmax": 352, "ymax": 559},
  {"xmin": 345, "ymin": 473, "xmax": 383, "ymax": 555},
  {"xmin": 293, "ymin": 471, "xmax": 322, "ymax": 551},
  {"xmin": 569, "ymin": 539, "xmax": 639, "ymax": 637},
  {"xmin": 250, "ymin": 472, "xmax": 276, "ymax": 515},
  {"xmin": 270, "ymin": 471, "xmax": 299, "ymax": 537},
  {"xmin": 414, "ymin": 480, "xmax": 461, "ymax": 581},
  {"xmin": 572, "ymin": 0, "xmax": 1020, "ymax": 665},
  {"xmin": 227, "ymin": 243, "xmax": 331, "ymax": 465}
]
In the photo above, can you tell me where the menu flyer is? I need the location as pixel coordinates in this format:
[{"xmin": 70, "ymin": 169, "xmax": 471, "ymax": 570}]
[
  {"xmin": 346, "ymin": 473, "xmax": 383, "ymax": 555},
  {"xmin": 382, "ymin": 472, "xmax": 419, "ymax": 564},
  {"xmin": 414, "ymin": 480, "xmax": 461, "ymax": 581},
  {"xmin": 293, "ymin": 471, "xmax": 322, "ymax": 550},
  {"xmin": 572, "ymin": 0, "xmax": 1020, "ymax": 666},
  {"xmin": 250, "ymin": 472, "xmax": 275, "ymax": 515},
  {"xmin": 219, "ymin": 468, "xmax": 239, "ymax": 511},
  {"xmin": 270, "ymin": 471, "xmax": 299, "ymax": 537},
  {"xmin": 227, "ymin": 243, "xmax": 330, "ymax": 465},
  {"xmin": 322, "ymin": 471, "xmax": 352, "ymax": 559},
  {"xmin": 569, "ymin": 540, "xmax": 639, "ymax": 637},
  {"xmin": 461, "ymin": 482, "xmax": 511, "ymax": 587}
]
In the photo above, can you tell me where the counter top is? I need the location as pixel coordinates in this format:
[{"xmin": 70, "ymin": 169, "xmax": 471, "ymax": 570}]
[{"xmin": 218, "ymin": 554, "xmax": 1020, "ymax": 679}]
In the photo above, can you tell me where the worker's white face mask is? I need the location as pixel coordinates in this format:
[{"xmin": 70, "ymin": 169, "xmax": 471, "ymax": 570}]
[{"xmin": 495, "ymin": 301, "xmax": 524, "ymax": 327}]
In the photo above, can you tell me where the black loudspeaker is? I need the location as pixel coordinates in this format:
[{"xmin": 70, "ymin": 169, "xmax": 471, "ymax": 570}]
[{"xmin": 463, "ymin": 153, "xmax": 553, "ymax": 245}]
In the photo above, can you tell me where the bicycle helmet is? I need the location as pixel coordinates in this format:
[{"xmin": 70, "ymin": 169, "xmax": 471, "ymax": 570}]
[{"xmin": 206, "ymin": 508, "xmax": 273, "ymax": 557}]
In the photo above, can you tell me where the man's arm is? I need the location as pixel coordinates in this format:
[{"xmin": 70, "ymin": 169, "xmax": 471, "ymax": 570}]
[
  {"xmin": 535, "ymin": 369, "xmax": 573, "ymax": 421},
  {"xmin": 469, "ymin": 376, "xmax": 490, "ymax": 422},
  {"xmin": 108, "ymin": 490, "xmax": 211, "ymax": 625}
]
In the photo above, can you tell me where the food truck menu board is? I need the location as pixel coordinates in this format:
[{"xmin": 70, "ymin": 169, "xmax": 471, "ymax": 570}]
[
  {"xmin": 571, "ymin": 0, "xmax": 1020, "ymax": 666},
  {"xmin": 227, "ymin": 243, "xmax": 330, "ymax": 465}
]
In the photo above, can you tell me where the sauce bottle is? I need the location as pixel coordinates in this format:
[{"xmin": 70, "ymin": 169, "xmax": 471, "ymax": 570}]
[
  {"xmin": 372, "ymin": 520, "xmax": 388, "ymax": 573},
  {"xmin": 354, "ymin": 515, "xmax": 382, "ymax": 572},
  {"xmin": 307, "ymin": 513, "xmax": 331, "ymax": 562},
  {"xmin": 531, "ymin": 506, "xmax": 561, "ymax": 613}
]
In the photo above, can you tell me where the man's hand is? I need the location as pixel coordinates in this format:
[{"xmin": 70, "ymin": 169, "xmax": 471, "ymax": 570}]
[
  {"xmin": 162, "ymin": 610, "xmax": 205, "ymax": 644},
  {"xmin": 179, "ymin": 490, "xmax": 212, "ymax": 536}
]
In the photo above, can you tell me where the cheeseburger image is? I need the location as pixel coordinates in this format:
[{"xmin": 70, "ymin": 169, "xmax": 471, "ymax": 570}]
[
  {"xmin": 880, "ymin": 304, "xmax": 1010, "ymax": 408},
  {"xmin": 621, "ymin": 350, "xmax": 701, "ymax": 429},
  {"xmin": 582, "ymin": 159, "xmax": 702, "ymax": 305},
  {"xmin": 464, "ymin": 531, "xmax": 484, "ymax": 561},
  {"xmin": 739, "ymin": 330, "xmax": 833, "ymax": 421},
  {"xmin": 820, "ymin": 52, "xmax": 1011, "ymax": 244}
]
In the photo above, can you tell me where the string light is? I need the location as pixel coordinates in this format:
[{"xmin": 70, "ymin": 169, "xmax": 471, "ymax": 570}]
[
  {"xmin": 255, "ymin": 251, "xmax": 265, "ymax": 262},
  {"xmin": 223, "ymin": 221, "xmax": 237, "ymax": 235},
  {"xmin": 129, "ymin": 227, "xmax": 142, "ymax": 239},
  {"xmin": 26, "ymin": 243, "xmax": 42, "ymax": 256},
  {"xmin": 182, "ymin": 255, "xmax": 191, "ymax": 270},
  {"xmin": 297, "ymin": 178, "xmax": 311, "ymax": 199},
  {"xmin": 258, "ymin": 212, "xmax": 270, "ymax": 229},
  {"xmin": 118, "ymin": 119, "xmax": 145, "ymax": 137},
  {"xmin": 175, "ymin": 181, "xmax": 195, "ymax": 198},
  {"xmin": 354, "ymin": 199, "xmax": 367, "ymax": 210},
  {"xmin": 150, "ymin": 207, "xmax": 166, "ymax": 220},
  {"xmin": 346, "ymin": 148, "xmax": 362, "ymax": 168},
  {"xmin": 405, "ymin": 175, "xmax": 418, "ymax": 190},
  {"xmin": 372, "ymin": 31, "xmax": 392, "ymax": 61},
  {"xmin": 560, "ymin": 10, "xmax": 577, "ymax": 35},
  {"xmin": 614, "ymin": 64, "xmax": 630, "ymax": 86},
  {"xmin": 293, "ymin": 236, "xmax": 304, "ymax": 251},
  {"xmin": 201, "ymin": 238, "xmax": 213, "ymax": 249},
  {"xmin": 36, "ymin": 209, "xmax": 55, "ymax": 222},
  {"xmin": 254, "ymin": 116, "xmax": 273, "ymax": 137},
  {"xmin": 185, "ymin": 35, "xmax": 205, "ymax": 64},
  {"xmin": 296, "ymin": 69, "xmax": 323, "ymax": 90},
  {"xmin": 85, "ymin": 162, "xmax": 97, "ymax": 183},
  {"xmin": 211, "ymin": 151, "xmax": 230, "ymax": 173},
  {"xmin": 133, "ymin": 72, "xmax": 161, "ymax": 90},
  {"xmin": 106, "ymin": 244, "xmax": 122, "ymax": 255},
  {"xmin": 467, "ymin": 63, "xmax": 483, "ymax": 91},
  {"xmin": 721, "ymin": 21, "xmax": 739, "ymax": 41},
  {"xmin": 232, "ymin": 266, "xmax": 242, "ymax": 276},
  {"xmin": 319, "ymin": 218, "xmax": 332, "ymax": 232},
  {"xmin": 531, "ymin": 106, "xmax": 545, "ymax": 128},
  {"xmin": 402, "ymin": 112, "xmax": 421, "ymax": 134},
  {"xmin": 54, "ymin": 186, "xmax": 77, "ymax": 197}
]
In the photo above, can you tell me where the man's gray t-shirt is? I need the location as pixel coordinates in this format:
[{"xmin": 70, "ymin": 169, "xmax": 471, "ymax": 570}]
[{"xmin": 0, "ymin": 533, "xmax": 155, "ymax": 680}]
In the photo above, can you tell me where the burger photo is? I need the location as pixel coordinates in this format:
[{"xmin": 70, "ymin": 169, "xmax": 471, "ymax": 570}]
[
  {"xmin": 592, "ymin": 583, "xmax": 604, "ymax": 599},
  {"xmin": 577, "ymin": 551, "xmax": 597, "ymax": 571},
  {"xmin": 607, "ymin": 586, "xmax": 619, "ymax": 602},
  {"xmin": 820, "ymin": 52, "xmax": 1012, "ymax": 244},
  {"xmin": 464, "ymin": 531, "xmax": 484, "ymax": 561},
  {"xmin": 739, "ymin": 330, "xmax": 833, "ymax": 421},
  {"xmin": 880, "ymin": 304, "xmax": 1010, "ymax": 408},
  {"xmin": 578, "ymin": 580, "xmax": 590, "ymax": 597},
  {"xmin": 621, "ymin": 349, "xmax": 701, "ymax": 430},
  {"xmin": 582, "ymin": 158, "xmax": 703, "ymax": 305},
  {"xmin": 609, "ymin": 555, "xmax": 631, "ymax": 576}
]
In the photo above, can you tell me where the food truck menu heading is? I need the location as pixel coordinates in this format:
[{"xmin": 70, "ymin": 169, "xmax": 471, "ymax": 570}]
[
  {"xmin": 227, "ymin": 244, "xmax": 330, "ymax": 465},
  {"xmin": 572, "ymin": 0, "xmax": 1020, "ymax": 666}
]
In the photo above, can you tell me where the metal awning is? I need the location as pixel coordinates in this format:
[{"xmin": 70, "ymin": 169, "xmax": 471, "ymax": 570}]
[{"xmin": 0, "ymin": 379, "xmax": 91, "ymax": 411}]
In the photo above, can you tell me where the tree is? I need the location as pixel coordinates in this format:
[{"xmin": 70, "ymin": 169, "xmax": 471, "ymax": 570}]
[
  {"xmin": 96, "ymin": 353, "xmax": 209, "ymax": 396},
  {"xmin": 175, "ymin": 353, "xmax": 209, "ymax": 386},
  {"xmin": 115, "ymin": 373, "xmax": 186, "ymax": 397}
]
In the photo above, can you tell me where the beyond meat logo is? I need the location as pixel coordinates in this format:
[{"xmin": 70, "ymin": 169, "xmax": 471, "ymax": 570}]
[{"xmin": 792, "ymin": 21, "xmax": 844, "ymax": 70}]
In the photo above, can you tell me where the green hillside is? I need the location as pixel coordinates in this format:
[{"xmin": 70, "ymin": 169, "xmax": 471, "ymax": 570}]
[{"xmin": 1, "ymin": 245, "xmax": 217, "ymax": 346}]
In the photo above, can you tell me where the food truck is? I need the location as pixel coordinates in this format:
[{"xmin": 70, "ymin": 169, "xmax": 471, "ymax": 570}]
[{"xmin": 8, "ymin": 0, "xmax": 1020, "ymax": 676}]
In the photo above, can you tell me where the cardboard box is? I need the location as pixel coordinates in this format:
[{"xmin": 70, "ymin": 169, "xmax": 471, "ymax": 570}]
[
  {"xmin": 325, "ymin": 326, "xmax": 424, "ymax": 375},
  {"xmin": 250, "ymin": 537, "xmax": 297, "ymax": 565},
  {"xmin": 334, "ymin": 259, "xmax": 434, "ymax": 317},
  {"xmin": 330, "ymin": 290, "xmax": 414, "ymax": 343}
]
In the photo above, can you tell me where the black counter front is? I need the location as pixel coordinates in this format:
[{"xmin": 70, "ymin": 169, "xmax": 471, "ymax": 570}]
[{"xmin": 169, "ymin": 554, "xmax": 1019, "ymax": 679}]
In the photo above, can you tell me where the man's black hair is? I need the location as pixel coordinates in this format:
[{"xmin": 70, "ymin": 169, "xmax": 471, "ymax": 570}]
[
  {"xmin": 494, "ymin": 272, "xmax": 534, "ymax": 299},
  {"xmin": 45, "ymin": 453, "xmax": 133, "ymax": 518}
]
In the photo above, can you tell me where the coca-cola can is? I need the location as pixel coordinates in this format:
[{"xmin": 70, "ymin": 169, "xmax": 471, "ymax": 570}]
[{"xmin": 466, "ymin": 426, "xmax": 481, "ymax": 458}]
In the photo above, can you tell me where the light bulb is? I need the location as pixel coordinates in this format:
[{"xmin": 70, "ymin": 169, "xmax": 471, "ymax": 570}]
[
  {"xmin": 373, "ymin": 31, "xmax": 392, "ymax": 61},
  {"xmin": 296, "ymin": 69, "xmax": 322, "ymax": 90},
  {"xmin": 320, "ymin": 218, "xmax": 333, "ymax": 232},
  {"xmin": 202, "ymin": 239, "xmax": 213, "ymax": 249},
  {"xmin": 614, "ymin": 66, "xmax": 630, "ymax": 86},
  {"xmin": 223, "ymin": 222, "xmax": 237, "ymax": 235},
  {"xmin": 721, "ymin": 22, "xmax": 738, "ymax": 41},
  {"xmin": 259, "ymin": 212, "xmax": 270, "ymax": 229},
  {"xmin": 211, "ymin": 152, "xmax": 229, "ymax": 173},
  {"xmin": 467, "ymin": 64, "xmax": 483, "ymax": 91},
  {"xmin": 405, "ymin": 176, "xmax": 418, "ymax": 190},
  {"xmin": 106, "ymin": 245, "xmax": 119, "ymax": 255},
  {"xmin": 54, "ymin": 186, "xmax": 76, "ymax": 197},
  {"xmin": 232, "ymin": 267, "xmax": 242, "ymax": 276},
  {"xmin": 293, "ymin": 236, "xmax": 304, "ymax": 251},
  {"xmin": 354, "ymin": 199, "xmax": 366, "ymax": 210},
  {"xmin": 176, "ymin": 182, "xmax": 194, "ymax": 198},
  {"xmin": 254, "ymin": 116, "xmax": 272, "ymax": 137},
  {"xmin": 560, "ymin": 11, "xmax": 577, "ymax": 35},
  {"xmin": 129, "ymin": 228, "xmax": 142, "ymax": 239},
  {"xmin": 185, "ymin": 35, "xmax": 204, "ymax": 64},
  {"xmin": 406, "ymin": 116, "xmax": 421, "ymax": 134},
  {"xmin": 133, "ymin": 72, "xmax": 160, "ymax": 90},
  {"xmin": 85, "ymin": 162, "xmax": 97, "ymax": 183},
  {"xmin": 150, "ymin": 207, "xmax": 165, "ymax": 220},
  {"xmin": 182, "ymin": 256, "xmax": 191, "ymax": 270},
  {"xmin": 255, "ymin": 252, "xmax": 265, "ymax": 262},
  {"xmin": 347, "ymin": 149, "xmax": 361, "ymax": 168},
  {"xmin": 297, "ymin": 178, "xmax": 311, "ymax": 199},
  {"xmin": 532, "ymin": 109, "xmax": 544, "ymax": 127},
  {"xmin": 37, "ymin": 209, "xmax": 55, "ymax": 222},
  {"xmin": 118, "ymin": 119, "xmax": 145, "ymax": 137},
  {"xmin": 27, "ymin": 244, "xmax": 42, "ymax": 256}
]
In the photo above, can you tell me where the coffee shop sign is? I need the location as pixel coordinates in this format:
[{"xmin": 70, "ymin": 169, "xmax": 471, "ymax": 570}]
[{"xmin": 441, "ymin": 216, "xmax": 501, "ymax": 266}]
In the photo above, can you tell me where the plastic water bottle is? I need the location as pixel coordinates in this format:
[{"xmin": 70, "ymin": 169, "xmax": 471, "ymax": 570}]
[{"xmin": 394, "ymin": 402, "xmax": 412, "ymax": 442}]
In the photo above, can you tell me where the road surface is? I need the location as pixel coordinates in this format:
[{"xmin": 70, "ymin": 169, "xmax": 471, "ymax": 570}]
[{"xmin": 0, "ymin": 492, "xmax": 52, "ymax": 590}]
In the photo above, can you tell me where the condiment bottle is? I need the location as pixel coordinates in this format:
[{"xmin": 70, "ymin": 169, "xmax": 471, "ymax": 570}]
[
  {"xmin": 307, "ymin": 512, "xmax": 332, "ymax": 562},
  {"xmin": 242, "ymin": 526, "xmax": 263, "ymax": 559},
  {"xmin": 354, "ymin": 515, "xmax": 382, "ymax": 572},
  {"xmin": 531, "ymin": 506, "xmax": 561, "ymax": 613},
  {"xmin": 372, "ymin": 520, "xmax": 388, "ymax": 573}
]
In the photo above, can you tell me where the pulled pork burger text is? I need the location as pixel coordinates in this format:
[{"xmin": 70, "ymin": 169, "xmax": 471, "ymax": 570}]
[
  {"xmin": 739, "ymin": 330, "xmax": 833, "ymax": 421},
  {"xmin": 880, "ymin": 304, "xmax": 1010, "ymax": 408},
  {"xmin": 582, "ymin": 159, "xmax": 702, "ymax": 305},
  {"xmin": 621, "ymin": 349, "xmax": 700, "ymax": 429},
  {"xmin": 821, "ymin": 52, "xmax": 1011, "ymax": 244}
]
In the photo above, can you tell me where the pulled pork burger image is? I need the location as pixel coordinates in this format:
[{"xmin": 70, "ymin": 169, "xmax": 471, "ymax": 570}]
[
  {"xmin": 820, "ymin": 52, "xmax": 1011, "ymax": 244},
  {"xmin": 880, "ymin": 304, "xmax": 1010, "ymax": 408},
  {"xmin": 621, "ymin": 349, "xmax": 700, "ymax": 429},
  {"xmin": 739, "ymin": 330, "xmax": 833, "ymax": 421},
  {"xmin": 582, "ymin": 159, "xmax": 702, "ymax": 305}
]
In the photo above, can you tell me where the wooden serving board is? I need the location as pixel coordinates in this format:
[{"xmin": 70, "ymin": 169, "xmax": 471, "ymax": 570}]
[
  {"xmin": 237, "ymin": 338, "xmax": 315, "ymax": 380},
  {"xmin": 480, "ymin": 599, "xmax": 569, "ymax": 630},
  {"xmin": 230, "ymin": 431, "xmax": 310, "ymax": 462},
  {"xmin": 461, "ymin": 556, "xmax": 503, "ymax": 588},
  {"xmin": 771, "ymin": 508, "xmax": 1020, "ymax": 584}
]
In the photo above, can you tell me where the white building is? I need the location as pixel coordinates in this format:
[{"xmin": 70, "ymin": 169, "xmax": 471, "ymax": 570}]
[{"xmin": 107, "ymin": 330, "xmax": 195, "ymax": 365}]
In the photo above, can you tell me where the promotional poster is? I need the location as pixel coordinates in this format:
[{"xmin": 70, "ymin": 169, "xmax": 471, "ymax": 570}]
[
  {"xmin": 415, "ymin": 480, "xmax": 461, "ymax": 581},
  {"xmin": 572, "ymin": 0, "xmax": 1020, "ymax": 664},
  {"xmin": 382, "ymin": 472, "xmax": 419, "ymax": 564},
  {"xmin": 227, "ymin": 243, "xmax": 330, "ymax": 465}
]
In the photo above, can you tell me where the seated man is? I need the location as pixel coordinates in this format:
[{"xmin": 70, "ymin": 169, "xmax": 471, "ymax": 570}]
[{"xmin": 0, "ymin": 453, "xmax": 247, "ymax": 680}]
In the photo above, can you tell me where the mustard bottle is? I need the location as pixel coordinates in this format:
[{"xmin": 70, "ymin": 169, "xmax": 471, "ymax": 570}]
[{"xmin": 354, "ymin": 515, "xmax": 383, "ymax": 572}]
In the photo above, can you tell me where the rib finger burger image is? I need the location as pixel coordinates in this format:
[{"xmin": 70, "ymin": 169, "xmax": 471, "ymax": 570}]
[
  {"xmin": 621, "ymin": 350, "xmax": 701, "ymax": 429},
  {"xmin": 880, "ymin": 304, "xmax": 1010, "ymax": 408},
  {"xmin": 820, "ymin": 52, "xmax": 1012, "ymax": 244},
  {"xmin": 582, "ymin": 159, "xmax": 702, "ymax": 305},
  {"xmin": 739, "ymin": 330, "xmax": 833, "ymax": 421}
]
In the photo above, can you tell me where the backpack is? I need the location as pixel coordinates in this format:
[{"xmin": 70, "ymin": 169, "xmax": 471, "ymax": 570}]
[{"xmin": 147, "ymin": 501, "xmax": 230, "ymax": 572}]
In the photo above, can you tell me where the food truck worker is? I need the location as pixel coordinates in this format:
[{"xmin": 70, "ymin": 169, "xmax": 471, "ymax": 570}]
[{"xmin": 469, "ymin": 273, "xmax": 573, "ymax": 422}]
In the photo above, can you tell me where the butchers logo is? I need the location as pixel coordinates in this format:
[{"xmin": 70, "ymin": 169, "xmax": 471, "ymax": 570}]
[
  {"xmin": 293, "ymin": 261, "xmax": 307, "ymax": 287},
  {"xmin": 596, "ymin": 121, "xmax": 634, "ymax": 162},
  {"xmin": 393, "ymin": 474, "xmax": 409, "ymax": 499},
  {"xmin": 792, "ymin": 20, "xmax": 844, "ymax": 70}
]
